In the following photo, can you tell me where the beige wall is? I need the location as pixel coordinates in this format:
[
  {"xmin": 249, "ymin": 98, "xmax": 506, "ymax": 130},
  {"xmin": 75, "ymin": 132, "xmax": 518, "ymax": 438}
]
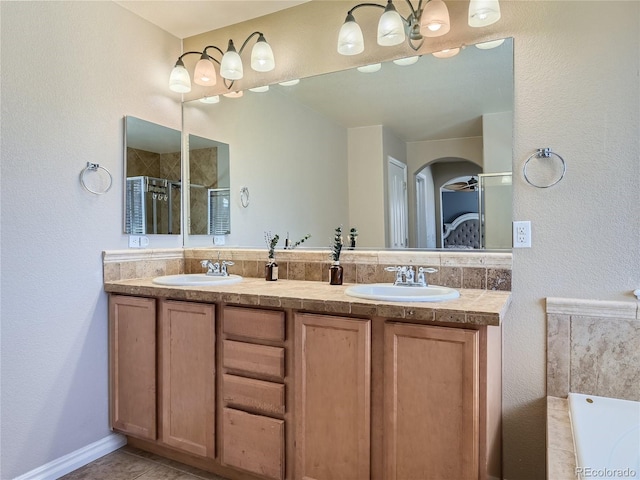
[
  {"xmin": 183, "ymin": 2, "xmax": 640, "ymax": 478},
  {"xmin": 0, "ymin": 2, "xmax": 183, "ymax": 478},
  {"xmin": 183, "ymin": 89, "xmax": 349, "ymax": 248}
]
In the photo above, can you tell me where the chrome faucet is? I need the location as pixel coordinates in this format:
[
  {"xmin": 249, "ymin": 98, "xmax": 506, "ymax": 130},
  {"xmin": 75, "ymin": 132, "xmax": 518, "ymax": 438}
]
[
  {"xmin": 385, "ymin": 266, "xmax": 438, "ymax": 287},
  {"xmin": 200, "ymin": 251, "xmax": 234, "ymax": 277}
]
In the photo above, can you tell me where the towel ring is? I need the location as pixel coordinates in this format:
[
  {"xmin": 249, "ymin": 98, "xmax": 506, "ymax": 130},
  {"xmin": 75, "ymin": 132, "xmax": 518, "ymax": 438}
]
[
  {"xmin": 80, "ymin": 162, "xmax": 113, "ymax": 195},
  {"xmin": 523, "ymin": 148, "xmax": 566, "ymax": 188},
  {"xmin": 240, "ymin": 186, "xmax": 250, "ymax": 208}
]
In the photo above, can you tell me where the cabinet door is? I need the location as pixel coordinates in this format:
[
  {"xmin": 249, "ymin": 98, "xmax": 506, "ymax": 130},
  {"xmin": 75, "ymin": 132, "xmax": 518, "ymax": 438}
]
[
  {"xmin": 295, "ymin": 313, "xmax": 371, "ymax": 480},
  {"xmin": 384, "ymin": 322, "xmax": 479, "ymax": 480},
  {"xmin": 159, "ymin": 300, "xmax": 215, "ymax": 459},
  {"xmin": 109, "ymin": 295, "xmax": 157, "ymax": 440}
]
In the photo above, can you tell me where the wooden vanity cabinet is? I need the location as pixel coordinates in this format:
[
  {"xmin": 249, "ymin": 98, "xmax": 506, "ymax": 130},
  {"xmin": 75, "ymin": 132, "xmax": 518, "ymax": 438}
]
[
  {"xmin": 159, "ymin": 300, "xmax": 216, "ymax": 459},
  {"xmin": 294, "ymin": 313, "xmax": 501, "ymax": 480},
  {"xmin": 294, "ymin": 313, "xmax": 371, "ymax": 480},
  {"xmin": 109, "ymin": 295, "xmax": 157, "ymax": 441},
  {"xmin": 220, "ymin": 306, "xmax": 288, "ymax": 480},
  {"xmin": 383, "ymin": 322, "xmax": 480, "ymax": 480}
]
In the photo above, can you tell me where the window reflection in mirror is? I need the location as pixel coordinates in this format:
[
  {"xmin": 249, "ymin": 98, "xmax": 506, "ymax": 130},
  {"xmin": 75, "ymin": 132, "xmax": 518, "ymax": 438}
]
[
  {"xmin": 124, "ymin": 116, "xmax": 181, "ymax": 235},
  {"xmin": 182, "ymin": 38, "xmax": 513, "ymax": 250},
  {"xmin": 187, "ymin": 134, "xmax": 230, "ymax": 235}
]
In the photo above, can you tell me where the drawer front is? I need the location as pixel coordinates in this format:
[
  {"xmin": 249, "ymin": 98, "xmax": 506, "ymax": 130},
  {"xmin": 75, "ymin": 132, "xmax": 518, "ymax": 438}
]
[
  {"xmin": 223, "ymin": 340, "xmax": 285, "ymax": 381},
  {"xmin": 223, "ymin": 374, "xmax": 285, "ymax": 416},
  {"xmin": 222, "ymin": 408, "xmax": 285, "ymax": 480},
  {"xmin": 224, "ymin": 307, "xmax": 285, "ymax": 342}
]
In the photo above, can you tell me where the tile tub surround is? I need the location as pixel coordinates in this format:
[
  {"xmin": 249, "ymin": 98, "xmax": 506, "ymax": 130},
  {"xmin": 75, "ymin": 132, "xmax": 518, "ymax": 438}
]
[
  {"xmin": 546, "ymin": 297, "xmax": 640, "ymax": 401},
  {"xmin": 104, "ymin": 248, "xmax": 512, "ymax": 291},
  {"xmin": 546, "ymin": 396, "xmax": 577, "ymax": 480}
]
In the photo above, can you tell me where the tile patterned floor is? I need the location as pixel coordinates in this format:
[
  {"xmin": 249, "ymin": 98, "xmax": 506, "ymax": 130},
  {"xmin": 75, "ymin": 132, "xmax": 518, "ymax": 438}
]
[{"xmin": 60, "ymin": 446, "xmax": 229, "ymax": 480}]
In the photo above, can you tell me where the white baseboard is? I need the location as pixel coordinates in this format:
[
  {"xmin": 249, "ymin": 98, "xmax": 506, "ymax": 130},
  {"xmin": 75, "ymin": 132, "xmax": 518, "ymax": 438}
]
[{"xmin": 13, "ymin": 433, "xmax": 127, "ymax": 480}]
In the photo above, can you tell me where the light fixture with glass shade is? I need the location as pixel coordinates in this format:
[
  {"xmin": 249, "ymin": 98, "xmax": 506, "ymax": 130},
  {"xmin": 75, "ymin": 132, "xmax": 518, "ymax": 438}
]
[
  {"xmin": 468, "ymin": 0, "xmax": 501, "ymax": 27},
  {"xmin": 338, "ymin": 0, "xmax": 500, "ymax": 55},
  {"xmin": 169, "ymin": 31, "xmax": 275, "ymax": 93},
  {"xmin": 338, "ymin": 0, "xmax": 455, "ymax": 54}
]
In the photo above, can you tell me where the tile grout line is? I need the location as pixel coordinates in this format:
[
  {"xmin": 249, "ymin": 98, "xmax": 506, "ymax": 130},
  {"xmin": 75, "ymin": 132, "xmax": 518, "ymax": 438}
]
[{"xmin": 121, "ymin": 449, "xmax": 224, "ymax": 480}]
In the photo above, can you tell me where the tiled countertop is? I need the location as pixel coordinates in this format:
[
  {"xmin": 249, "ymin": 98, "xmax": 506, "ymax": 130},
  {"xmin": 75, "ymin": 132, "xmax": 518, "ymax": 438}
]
[
  {"xmin": 547, "ymin": 396, "xmax": 577, "ymax": 479},
  {"xmin": 104, "ymin": 277, "xmax": 511, "ymax": 326}
]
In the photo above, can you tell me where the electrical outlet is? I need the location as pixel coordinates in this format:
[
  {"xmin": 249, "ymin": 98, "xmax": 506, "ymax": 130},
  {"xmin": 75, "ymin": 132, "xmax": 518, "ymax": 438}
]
[
  {"xmin": 129, "ymin": 235, "xmax": 149, "ymax": 248},
  {"xmin": 513, "ymin": 221, "xmax": 532, "ymax": 248},
  {"xmin": 213, "ymin": 235, "xmax": 226, "ymax": 246}
]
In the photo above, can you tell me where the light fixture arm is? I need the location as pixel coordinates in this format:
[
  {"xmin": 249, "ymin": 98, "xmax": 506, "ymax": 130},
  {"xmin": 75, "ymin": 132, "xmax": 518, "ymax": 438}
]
[
  {"xmin": 237, "ymin": 31, "xmax": 266, "ymax": 55},
  {"xmin": 344, "ymin": 0, "xmax": 426, "ymax": 51}
]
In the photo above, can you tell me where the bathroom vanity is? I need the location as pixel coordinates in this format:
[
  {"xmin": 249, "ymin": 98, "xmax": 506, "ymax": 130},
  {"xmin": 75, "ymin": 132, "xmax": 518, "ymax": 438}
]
[{"xmin": 105, "ymin": 276, "xmax": 509, "ymax": 480}]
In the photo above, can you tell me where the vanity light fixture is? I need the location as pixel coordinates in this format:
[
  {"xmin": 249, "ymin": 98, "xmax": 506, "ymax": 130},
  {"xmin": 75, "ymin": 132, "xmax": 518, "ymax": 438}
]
[
  {"xmin": 393, "ymin": 55, "xmax": 420, "ymax": 65},
  {"xmin": 249, "ymin": 85, "xmax": 270, "ymax": 93},
  {"xmin": 475, "ymin": 38, "xmax": 505, "ymax": 49},
  {"xmin": 337, "ymin": 0, "xmax": 500, "ymax": 54},
  {"xmin": 199, "ymin": 95, "xmax": 220, "ymax": 104},
  {"xmin": 468, "ymin": 0, "xmax": 501, "ymax": 27},
  {"xmin": 223, "ymin": 91, "xmax": 244, "ymax": 98},
  {"xmin": 169, "ymin": 32, "xmax": 275, "ymax": 93},
  {"xmin": 432, "ymin": 47, "xmax": 460, "ymax": 58},
  {"xmin": 278, "ymin": 79, "xmax": 300, "ymax": 86},
  {"xmin": 338, "ymin": 0, "xmax": 450, "ymax": 53},
  {"xmin": 357, "ymin": 63, "xmax": 382, "ymax": 73}
]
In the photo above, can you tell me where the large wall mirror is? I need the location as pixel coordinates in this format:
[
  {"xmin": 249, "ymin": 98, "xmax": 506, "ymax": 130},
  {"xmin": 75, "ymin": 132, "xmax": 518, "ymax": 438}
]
[
  {"xmin": 124, "ymin": 116, "xmax": 182, "ymax": 235},
  {"xmin": 182, "ymin": 38, "xmax": 513, "ymax": 250}
]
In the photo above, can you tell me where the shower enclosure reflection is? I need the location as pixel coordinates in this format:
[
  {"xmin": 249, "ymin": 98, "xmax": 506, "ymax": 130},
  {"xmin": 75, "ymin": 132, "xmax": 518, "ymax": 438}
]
[
  {"xmin": 187, "ymin": 134, "xmax": 230, "ymax": 235},
  {"xmin": 124, "ymin": 116, "xmax": 182, "ymax": 235}
]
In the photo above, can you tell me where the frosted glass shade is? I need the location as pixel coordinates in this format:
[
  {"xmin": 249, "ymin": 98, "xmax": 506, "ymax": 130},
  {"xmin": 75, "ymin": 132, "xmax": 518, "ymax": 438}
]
[
  {"xmin": 169, "ymin": 64, "xmax": 191, "ymax": 93},
  {"xmin": 393, "ymin": 56, "xmax": 420, "ymax": 66},
  {"xmin": 193, "ymin": 56, "xmax": 217, "ymax": 86},
  {"xmin": 357, "ymin": 63, "xmax": 381, "ymax": 73},
  {"xmin": 220, "ymin": 41, "xmax": 243, "ymax": 80},
  {"xmin": 468, "ymin": 0, "xmax": 501, "ymax": 27},
  {"xmin": 475, "ymin": 38, "xmax": 505, "ymax": 49},
  {"xmin": 338, "ymin": 15, "xmax": 364, "ymax": 55},
  {"xmin": 420, "ymin": 0, "xmax": 450, "ymax": 37},
  {"xmin": 377, "ymin": 3, "xmax": 405, "ymax": 46},
  {"xmin": 199, "ymin": 95, "xmax": 220, "ymax": 104},
  {"xmin": 432, "ymin": 47, "xmax": 460, "ymax": 58},
  {"xmin": 251, "ymin": 37, "xmax": 275, "ymax": 72}
]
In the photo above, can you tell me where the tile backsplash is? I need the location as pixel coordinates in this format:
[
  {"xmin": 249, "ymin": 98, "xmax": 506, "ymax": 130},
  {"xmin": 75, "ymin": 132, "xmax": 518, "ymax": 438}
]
[
  {"xmin": 103, "ymin": 248, "xmax": 512, "ymax": 291},
  {"xmin": 546, "ymin": 297, "xmax": 640, "ymax": 401}
]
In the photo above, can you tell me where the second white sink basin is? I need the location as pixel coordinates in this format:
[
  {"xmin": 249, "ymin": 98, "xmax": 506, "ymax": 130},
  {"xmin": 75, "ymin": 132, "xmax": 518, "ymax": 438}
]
[
  {"xmin": 345, "ymin": 283, "xmax": 459, "ymax": 302},
  {"xmin": 152, "ymin": 274, "xmax": 243, "ymax": 287}
]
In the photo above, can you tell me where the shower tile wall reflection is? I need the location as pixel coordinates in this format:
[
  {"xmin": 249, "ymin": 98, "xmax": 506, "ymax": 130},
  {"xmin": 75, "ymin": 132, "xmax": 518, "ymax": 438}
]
[
  {"xmin": 127, "ymin": 147, "xmax": 181, "ymax": 234},
  {"xmin": 189, "ymin": 147, "xmax": 218, "ymax": 235}
]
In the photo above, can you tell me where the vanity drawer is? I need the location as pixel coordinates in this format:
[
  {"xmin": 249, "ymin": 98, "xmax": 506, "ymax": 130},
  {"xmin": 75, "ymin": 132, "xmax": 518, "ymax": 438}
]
[
  {"xmin": 222, "ymin": 407, "xmax": 285, "ymax": 480},
  {"xmin": 223, "ymin": 374, "xmax": 285, "ymax": 416},
  {"xmin": 223, "ymin": 307, "xmax": 285, "ymax": 342},
  {"xmin": 223, "ymin": 340, "xmax": 285, "ymax": 381}
]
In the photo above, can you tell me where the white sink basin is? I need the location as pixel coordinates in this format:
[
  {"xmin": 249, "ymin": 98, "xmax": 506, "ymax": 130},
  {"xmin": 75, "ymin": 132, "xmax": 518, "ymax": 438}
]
[
  {"xmin": 344, "ymin": 283, "xmax": 459, "ymax": 302},
  {"xmin": 152, "ymin": 274, "xmax": 243, "ymax": 287}
]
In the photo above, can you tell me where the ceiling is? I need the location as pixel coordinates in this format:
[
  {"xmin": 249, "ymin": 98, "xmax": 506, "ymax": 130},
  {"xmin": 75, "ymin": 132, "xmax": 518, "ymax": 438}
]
[
  {"xmin": 273, "ymin": 40, "xmax": 513, "ymax": 142},
  {"xmin": 114, "ymin": 0, "xmax": 309, "ymax": 39}
]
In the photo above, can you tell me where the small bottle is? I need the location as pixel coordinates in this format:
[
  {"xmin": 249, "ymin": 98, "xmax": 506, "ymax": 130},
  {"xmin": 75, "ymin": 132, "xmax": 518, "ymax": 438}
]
[
  {"xmin": 265, "ymin": 260, "xmax": 278, "ymax": 281},
  {"xmin": 329, "ymin": 261, "xmax": 343, "ymax": 285}
]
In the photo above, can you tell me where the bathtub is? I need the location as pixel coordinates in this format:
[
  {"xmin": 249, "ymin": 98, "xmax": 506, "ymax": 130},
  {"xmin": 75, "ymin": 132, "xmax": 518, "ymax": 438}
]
[{"xmin": 569, "ymin": 393, "xmax": 640, "ymax": 479}]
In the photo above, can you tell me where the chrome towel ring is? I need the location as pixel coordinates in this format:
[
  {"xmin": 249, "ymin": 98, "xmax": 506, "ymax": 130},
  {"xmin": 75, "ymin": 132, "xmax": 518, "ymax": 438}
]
[
  {"xmin": 80, "ymin": 162, "xmax": 113, "ymax": 195},
  {"xmin": 523, "ymin": 148, "xmax": 566, "ymax": 188}
]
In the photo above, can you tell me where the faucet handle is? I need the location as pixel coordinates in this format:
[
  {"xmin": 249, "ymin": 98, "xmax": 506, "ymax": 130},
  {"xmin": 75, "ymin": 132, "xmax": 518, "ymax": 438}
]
[
  {"xmin": 222, "ymin": 260, "xmax": 235, "ymax": 266},
  {"xmin": 385, "ymin": 266, "xmax": 400, "ymax": 272},
  {"xmin": 200, "ymin": 260, "xmax": 210, "ymax": 268},
  {"xmin": 419, "ymin": 267, "xmax": 438, "ymax": 274}
]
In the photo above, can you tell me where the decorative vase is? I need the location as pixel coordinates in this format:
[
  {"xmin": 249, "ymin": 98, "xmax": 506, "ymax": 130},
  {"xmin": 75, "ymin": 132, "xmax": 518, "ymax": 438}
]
[
  {"xmin": 265, "ymin": 260, "xmax": 278, "ymax": 281},
  {"xmin": 329, "ymin": 261, "xmax": 343, "ymax": 285}
]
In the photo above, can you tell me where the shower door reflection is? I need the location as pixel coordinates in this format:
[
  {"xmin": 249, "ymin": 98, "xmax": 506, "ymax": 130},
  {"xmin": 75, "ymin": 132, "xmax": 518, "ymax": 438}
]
[{"xmin": 478, "ymin": 172, "xmax": 512, "ymax": 249}]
